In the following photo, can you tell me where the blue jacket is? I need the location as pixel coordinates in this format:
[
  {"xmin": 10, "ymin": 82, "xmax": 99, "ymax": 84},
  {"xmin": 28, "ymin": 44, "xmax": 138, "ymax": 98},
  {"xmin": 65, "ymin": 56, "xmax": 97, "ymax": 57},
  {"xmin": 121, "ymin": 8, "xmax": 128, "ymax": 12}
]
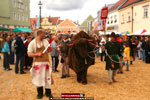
[{"xmin": 2, "ymin": 42, "xmax": 10, "ymax": 52}]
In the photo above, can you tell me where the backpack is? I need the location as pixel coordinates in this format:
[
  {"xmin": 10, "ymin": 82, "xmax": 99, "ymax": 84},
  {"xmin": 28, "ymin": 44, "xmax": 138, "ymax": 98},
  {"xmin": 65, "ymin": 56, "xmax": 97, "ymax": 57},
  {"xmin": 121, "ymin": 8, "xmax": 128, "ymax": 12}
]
[{"xmin": 11, "ymin": 39, "xmax": 19, "ymax": 53}]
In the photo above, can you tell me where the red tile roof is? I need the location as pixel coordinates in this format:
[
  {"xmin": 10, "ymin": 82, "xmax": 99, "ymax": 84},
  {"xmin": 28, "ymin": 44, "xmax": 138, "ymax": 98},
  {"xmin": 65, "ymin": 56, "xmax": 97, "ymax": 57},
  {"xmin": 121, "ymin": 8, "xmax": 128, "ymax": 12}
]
[
  {"xmin": 30, "ymin": 17, "xmax": 63, "ymax": 26},
  {"xmin": 109, "ymin": 0, "xmax": 126, "ymax": 12},
  {"xmin": 120, "ymin": 0, "xmax": 142, "ymax": 9},
  {"xmin": 48, "ymin": 17, "xmax": 60, "ymax": 25},
  {"xmin": 58, "ymin": 20, "xmax": 64, "ymax": 24}
]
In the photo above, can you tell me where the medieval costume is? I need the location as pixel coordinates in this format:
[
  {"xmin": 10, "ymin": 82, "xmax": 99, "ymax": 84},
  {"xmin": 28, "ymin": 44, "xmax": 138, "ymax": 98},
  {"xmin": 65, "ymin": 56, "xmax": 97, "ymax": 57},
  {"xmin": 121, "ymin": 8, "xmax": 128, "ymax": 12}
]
[{"xmin": 105, "ymin": 32, "xmax": 121, "ymax": 84}]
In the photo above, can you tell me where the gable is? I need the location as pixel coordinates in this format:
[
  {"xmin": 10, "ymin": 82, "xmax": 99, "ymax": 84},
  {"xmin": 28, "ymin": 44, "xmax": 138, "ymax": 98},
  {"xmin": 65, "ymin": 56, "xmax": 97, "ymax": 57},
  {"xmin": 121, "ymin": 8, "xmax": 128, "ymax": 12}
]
[
  {"xmin": 80, "ymin": 15, "xmax": 94, "ymax": 27},
  {"xmin": 41, "ymin": 17, "xmax": 50, "ymax": 26},
  {"xmin": 58, "ymin": 19, "xmax": 77, "ymax": 27}
]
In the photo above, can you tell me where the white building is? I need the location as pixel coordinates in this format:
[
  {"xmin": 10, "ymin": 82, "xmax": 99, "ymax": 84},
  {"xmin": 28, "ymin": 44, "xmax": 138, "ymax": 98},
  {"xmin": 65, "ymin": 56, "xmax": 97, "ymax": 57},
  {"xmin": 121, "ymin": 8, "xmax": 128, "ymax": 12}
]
[
  {"xmin": 97, "ymin": 4, "xmax": 114, "ymax": 35},
  {"xmin": 106, "ymin": 0, "xmax": 127, "ymax": 33}
]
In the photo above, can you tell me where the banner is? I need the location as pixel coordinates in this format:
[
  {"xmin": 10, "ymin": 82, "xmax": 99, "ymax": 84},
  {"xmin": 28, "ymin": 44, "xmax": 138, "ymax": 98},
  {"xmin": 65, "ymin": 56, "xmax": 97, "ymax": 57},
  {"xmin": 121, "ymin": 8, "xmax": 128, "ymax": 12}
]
[{"xmin": 101, "ymin": 7, "xmax": 108, "ymax": 19}]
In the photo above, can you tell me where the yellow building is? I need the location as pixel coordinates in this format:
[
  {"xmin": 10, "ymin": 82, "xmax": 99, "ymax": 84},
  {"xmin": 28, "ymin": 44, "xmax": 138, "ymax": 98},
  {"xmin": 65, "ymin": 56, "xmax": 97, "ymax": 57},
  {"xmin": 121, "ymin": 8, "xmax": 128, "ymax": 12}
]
[
  {"xmin": 41, "ymin": 17, "xmax": 61, "ymax": 34},
  {"xmin": 119, "ymin": 0, "xmax": 150, "ymax": 33},
  {"xmin": 41, "ymin": 17, "xmax": 51, "ymax": 29}
]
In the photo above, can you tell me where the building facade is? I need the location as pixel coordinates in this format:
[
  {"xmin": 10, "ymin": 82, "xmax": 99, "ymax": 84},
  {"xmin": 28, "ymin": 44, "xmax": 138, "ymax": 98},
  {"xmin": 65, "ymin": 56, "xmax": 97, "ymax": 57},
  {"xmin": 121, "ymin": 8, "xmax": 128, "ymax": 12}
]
[
  {"xmin": 0, "ymin": 0, "xmax": 30, "ymax": 29},
  {"xmin": 57, "ymin": 19, "xmax": 78, "ymax": 34},
  {"xmin": 30, "ymin": 16, "xmax": 63, "ymax": 34},
  {"xmin": 97, "ymin": 4, "xmax": 114, "ymax": 32},
  {"xmin": 106, "ymin": 0, "xmax": 127, "ymax": 33},
  {"xmin": 133, "ymin": 0, "xmax": 150, "ymax": 32},
  {"xmin": 118, "ymin": 0, "xmax": 149, "ymax": 33}
]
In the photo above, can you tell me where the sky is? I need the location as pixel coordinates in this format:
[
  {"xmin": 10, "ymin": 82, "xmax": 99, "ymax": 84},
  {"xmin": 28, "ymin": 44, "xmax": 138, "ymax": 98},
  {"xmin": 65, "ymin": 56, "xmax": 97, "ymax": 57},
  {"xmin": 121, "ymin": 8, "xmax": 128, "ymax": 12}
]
[{"xmin": 30, "ymin": 0, "xmax": 119, "ymax": 24}]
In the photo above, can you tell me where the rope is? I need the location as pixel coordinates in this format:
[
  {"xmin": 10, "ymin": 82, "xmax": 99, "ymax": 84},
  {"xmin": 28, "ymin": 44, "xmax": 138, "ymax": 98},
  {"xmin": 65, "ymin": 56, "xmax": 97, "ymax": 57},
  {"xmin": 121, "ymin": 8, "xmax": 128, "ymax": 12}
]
[
  {"xmin": 88, "ymin": 47, "xmax": 99, "ymax": 53},
  {"xmin": 105, "ymin": 50, "xmax": 121, "ymax": 63}
]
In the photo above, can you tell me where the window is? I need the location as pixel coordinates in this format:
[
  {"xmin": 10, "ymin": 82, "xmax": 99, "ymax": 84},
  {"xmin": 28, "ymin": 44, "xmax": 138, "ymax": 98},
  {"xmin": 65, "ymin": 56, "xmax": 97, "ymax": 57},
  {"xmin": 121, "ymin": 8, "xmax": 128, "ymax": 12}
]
[
  {"xmin": 18, "ymin": 0, "xmax": 23, "ymax": 2},
  {"xmin": 44, "ymin": 20, "xmax": 47, "ymax": 24},
  {"xmin": 18, "ymin": 2, "xmax": 20, "ymax": 9},
  {"xmin": 12, "ymin": 0, "xmax": 15, "ymax": 7},
  {"xmin": 88, "ymin": 21, "xmax": 92, "ymax": 31},
  {"xmin": 14, "ymin": 13, "xmax": 17, "ymax": 20},
  {"xmin": 73, "ymin": 28, "xmax": 76, "ymax": 32},
  {"xmin": 66, "ymin": 23, "xmax": 68, "ymax": 26},
  {"xmin": 68, "ymin": 28, "xmax": 70, "ymax": 32},
  {"xmin": 128, "ymin": 12, "xmax": 131, "ymax": 21},
  {"xmin": 22, "ymin": 5, "xmax": 24, "ymax": 10},
  {"xmin": 24, "ymin": 5, "xmax": 26, "ymax": 10},
  {"xmin": 62, "ymin": 28, "xmax": 64, "ymax": 33},
  {"xmin": 26, "ymin": 15, "xmax": 28, "ymax": 22},
  {"xmin": 12, "ymin": 12, "xmax": 15, "ymax": 20},
  {"xmin": 144, "ymin": 6, "xmax": 148, "ymax": 18},
  {"xmin": 111, "ymin": 16, "xmax": 113, "ymax": 24},
  {"xmin": 14, "ymin": 1, "xmax": 17, "ymax": 8},
  {"xmin": 114, "ymin": 15, "xmax": 117, "ymax": 23},
  {"xmin": 122, "ymin": 14, "xmax": 125, "ymax": 23},
  {"xmin": 22, "ymin": 15, "xmax": 24, "ymax": 21},
  {"xmin": 19, "ymin": 14, "xmax": 21, "ymax": 21}
]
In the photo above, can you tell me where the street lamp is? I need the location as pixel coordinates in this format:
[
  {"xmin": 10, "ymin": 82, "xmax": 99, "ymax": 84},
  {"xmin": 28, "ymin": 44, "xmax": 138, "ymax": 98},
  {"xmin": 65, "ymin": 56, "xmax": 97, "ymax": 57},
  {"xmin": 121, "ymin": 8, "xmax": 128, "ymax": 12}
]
[{"xmin": 38, "ymin": 0, "xmax": 42, "ymax": 27}]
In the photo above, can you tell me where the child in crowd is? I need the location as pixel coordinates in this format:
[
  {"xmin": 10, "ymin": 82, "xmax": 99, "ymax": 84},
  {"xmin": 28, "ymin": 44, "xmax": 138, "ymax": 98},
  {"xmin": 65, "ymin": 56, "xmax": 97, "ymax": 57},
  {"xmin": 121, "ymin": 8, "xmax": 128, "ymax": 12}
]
[{"xmin": 123, "ymin": 43, "xmax": 130, "ymax": 71}]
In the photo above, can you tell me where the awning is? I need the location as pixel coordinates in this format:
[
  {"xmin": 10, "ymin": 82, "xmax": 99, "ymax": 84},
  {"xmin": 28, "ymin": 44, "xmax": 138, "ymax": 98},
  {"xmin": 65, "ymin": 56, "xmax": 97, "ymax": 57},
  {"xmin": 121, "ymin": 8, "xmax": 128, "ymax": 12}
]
[
  {"xmin": 141, "ymin": 31, "xmax": 150, "ymax": 36},
  {"xmin": 99, "ymin": 31, "xmax": 120, "ymax": 36},
  {"xmin": 129, "ymin": 29, "xmax": 147, "ymax": 36},
  {"xmin": 0, "ymin": 26, "xmax": 9, "ymax": 31},
  {"xmin": 12, "ymin": 28, "xmax": 32, "ymax": 32},
  {"xmin": 119, "ymin": 31, "xmax": 132, "ymax": 36}
]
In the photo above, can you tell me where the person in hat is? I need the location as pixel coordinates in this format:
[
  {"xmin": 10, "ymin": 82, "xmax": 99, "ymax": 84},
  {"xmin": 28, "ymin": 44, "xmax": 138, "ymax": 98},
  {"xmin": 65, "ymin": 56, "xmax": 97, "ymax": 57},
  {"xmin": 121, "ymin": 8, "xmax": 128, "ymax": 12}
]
[
  {"xmin": 28, "ymin": 30, "xmax": 53, "ymax": 99},
  {"xmin": 105, "ymin": 32, "xmax": 121, "ymax": 85}
]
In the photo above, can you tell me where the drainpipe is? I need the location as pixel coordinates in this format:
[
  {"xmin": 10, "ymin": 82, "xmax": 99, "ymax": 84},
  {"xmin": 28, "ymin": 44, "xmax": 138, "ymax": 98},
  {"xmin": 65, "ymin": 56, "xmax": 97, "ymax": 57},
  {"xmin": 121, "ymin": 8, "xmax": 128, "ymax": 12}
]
[{"xmin": 132, "ymin": 6, "xmax": 134, "ymax": 33}]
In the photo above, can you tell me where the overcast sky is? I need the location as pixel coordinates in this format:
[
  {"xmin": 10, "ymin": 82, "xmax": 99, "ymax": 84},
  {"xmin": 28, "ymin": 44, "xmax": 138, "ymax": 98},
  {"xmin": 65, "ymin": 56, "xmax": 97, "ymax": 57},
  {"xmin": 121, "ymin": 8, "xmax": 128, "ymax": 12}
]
[{"xmin": 30, "ymin": 0, "xmax": 119, "ymax": 24}]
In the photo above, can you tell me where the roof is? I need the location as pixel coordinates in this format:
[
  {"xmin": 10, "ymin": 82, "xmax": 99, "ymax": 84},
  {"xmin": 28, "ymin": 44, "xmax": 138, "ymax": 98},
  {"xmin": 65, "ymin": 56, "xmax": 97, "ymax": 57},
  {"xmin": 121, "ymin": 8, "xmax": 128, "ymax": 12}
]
[
  {"xmin": 58, "ymin": 20, "xmax": 64, "ymax": 24},
  {"xmin": 109, "ymin": 0, "xmax": 126, "ymax": 12},
  {"xmin": 30, "ymin": 18, "xmax": 37, "ymax": 25},
  {"xmin": 30, "ymin": 17, "xmax": 63, "ymax": 26},
  {"xmin": 119, "ymin": 0, "xmax": 143, "ymax": 9},
  {"xmin": 48, "ymin": 17, "xmax": 60, "ymax": 25},
  {"xmin": 57, "ymin": 18, "xmax": 77, "ymax": 27}
]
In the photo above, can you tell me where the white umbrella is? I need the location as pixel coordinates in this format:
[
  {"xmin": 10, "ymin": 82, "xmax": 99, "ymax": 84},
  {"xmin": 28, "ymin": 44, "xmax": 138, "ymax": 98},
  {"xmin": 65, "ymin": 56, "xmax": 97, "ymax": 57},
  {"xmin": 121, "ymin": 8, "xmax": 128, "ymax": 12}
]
[
  {"xmin": 129, "ymin": 29, "xmax": 147, "ymax": 36},
  {"xmin": 142, "ymin": 31, "xmax": 150, "ymax": 36}
]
